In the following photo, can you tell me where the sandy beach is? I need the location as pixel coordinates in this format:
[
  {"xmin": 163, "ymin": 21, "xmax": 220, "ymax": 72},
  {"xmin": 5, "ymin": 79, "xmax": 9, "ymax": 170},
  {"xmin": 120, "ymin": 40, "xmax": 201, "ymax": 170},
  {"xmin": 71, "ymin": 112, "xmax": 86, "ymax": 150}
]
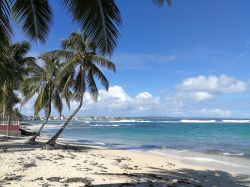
[{"xmin": 0, "ymin": 136, "xmax": 250, "ymax": 187}]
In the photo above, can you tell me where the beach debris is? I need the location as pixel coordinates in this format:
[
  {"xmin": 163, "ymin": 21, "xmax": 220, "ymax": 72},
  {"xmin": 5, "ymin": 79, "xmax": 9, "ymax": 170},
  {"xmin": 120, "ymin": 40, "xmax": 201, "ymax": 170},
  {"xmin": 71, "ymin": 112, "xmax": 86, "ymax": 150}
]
[
  {"xmin": 31, "ymin": 177, "xmax": 44, "ymax": 181},
  {"xmin": 115, "ymin": 158, "xmax": 126, "ymax": 163},
  {"xmin": 63, "ymin": 177, "xmax": 93, "ymax": 185},
  {"xmin": 47, "ymin": 177, "xmax": 63, "ymax": 182},
  {"xmin": 4, "ymin": 174, "xmax": 23, "ymax": 181},
  {"xmin": 23, "ymin": 161, "xmax": 37, "ymax": 168},
  {"xmin": 121, "ymin": 164, "xmax": 134, "ymax": 170}
]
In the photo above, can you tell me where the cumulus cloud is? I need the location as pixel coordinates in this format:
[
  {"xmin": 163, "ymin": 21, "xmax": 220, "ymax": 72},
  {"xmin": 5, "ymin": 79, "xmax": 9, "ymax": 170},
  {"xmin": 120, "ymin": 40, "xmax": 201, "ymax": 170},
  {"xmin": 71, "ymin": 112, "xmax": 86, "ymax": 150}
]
[
  {"xmin": 176, "ymin": 75, "xmax": 247, "ymax": 102},
  {"xmin": 70, "ymin": 86, "xmax": 160, "ymax": 113},
  {"xmin": 17, "ymin": 75, "xmax": 248, "ymax": 118},
  {"xmin": 178, "ymin": 75, "xmax": 247, "ymax": 94}
]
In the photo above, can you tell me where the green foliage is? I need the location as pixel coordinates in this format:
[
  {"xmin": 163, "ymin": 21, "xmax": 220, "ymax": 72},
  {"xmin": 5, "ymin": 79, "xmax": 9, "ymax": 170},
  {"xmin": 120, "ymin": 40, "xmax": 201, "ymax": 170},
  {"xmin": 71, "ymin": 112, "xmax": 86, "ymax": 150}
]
[
  {"xmin": 21, "ymin": 57, "xmax": 70, "ymax": 117},
  {"xmin": 0, "ymin": 0, "xmax": 123, "ymax": 56},
  {"xmin": 0, "ymin": 41, "xmax": 35, "ymax": 121},
  {"xmin": 42, "ymin": 32, "xmax": 116, "ymax": 103},
  {"xmin": 12, "ymin": 0, "xmax": 53, "ymax": 43}
]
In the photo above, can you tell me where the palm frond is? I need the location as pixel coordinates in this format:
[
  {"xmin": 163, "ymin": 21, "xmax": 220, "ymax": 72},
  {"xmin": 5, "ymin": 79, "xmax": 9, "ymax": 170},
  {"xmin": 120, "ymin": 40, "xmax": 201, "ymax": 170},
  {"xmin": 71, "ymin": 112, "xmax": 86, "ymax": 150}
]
[
  {"xmin": 62, "ymin": 0, "xmax": 121, "ymax": 55},
  {"xmin": 0, "ymin": 0, "xmax": 12, "ymax": 53},
  {"xmin": 86, "ymin": 70, "xmax": 98, "ymax": 101},
  {"xmin": 92, "ymin": 55, "xmax": 116, "ymax": 72},
  {"xmin": 34, "ymin": 84, "xmax": 49, "ymax": 115},
  {"xmin": 52, "ymin": 89, "xmax": 63, "ymax": 116},
  {"xmin": 12, "ymin": 0, "xmax": 53, "ymax": 43},
  {"xmin": 41, "ymin": 50, "xmax": 74, "ymax": 60},
  {"xmin": 91, "ymin": 64, "xmax": 109, "ymax": 91}
]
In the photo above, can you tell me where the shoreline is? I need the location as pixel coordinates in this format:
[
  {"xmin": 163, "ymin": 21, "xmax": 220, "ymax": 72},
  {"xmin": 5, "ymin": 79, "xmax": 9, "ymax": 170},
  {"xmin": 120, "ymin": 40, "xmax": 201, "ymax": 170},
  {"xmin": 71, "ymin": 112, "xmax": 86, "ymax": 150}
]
[
  {"xmin": 20, "ymin": 123, "xmax": 250, "ymax": 175},
  {"xmin": 39, "ymin": 134, "xmax": 250, "ymax": 176},
  {"xmin": 1, "ymin": 136, "xmax": 250, "ymax": 186}
]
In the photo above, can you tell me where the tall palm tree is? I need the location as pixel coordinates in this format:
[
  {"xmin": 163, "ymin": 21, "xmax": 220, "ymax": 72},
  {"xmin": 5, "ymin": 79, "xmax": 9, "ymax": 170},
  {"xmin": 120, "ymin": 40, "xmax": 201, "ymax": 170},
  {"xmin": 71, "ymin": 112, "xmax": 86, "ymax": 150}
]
[
  {"xmin": 0, "ymin": 41, "xmax": 35, "ymax": 136},
  {"xmin": 21, "ymin": 56, "xmax": 71, "ymax": 142},
  {"xmin": 42, "ymin": 32, "xmax": 116, "ymax": 147},
  {"xmin": 0, "ymin": 0, "xmax": 121, "ymax": 56}
]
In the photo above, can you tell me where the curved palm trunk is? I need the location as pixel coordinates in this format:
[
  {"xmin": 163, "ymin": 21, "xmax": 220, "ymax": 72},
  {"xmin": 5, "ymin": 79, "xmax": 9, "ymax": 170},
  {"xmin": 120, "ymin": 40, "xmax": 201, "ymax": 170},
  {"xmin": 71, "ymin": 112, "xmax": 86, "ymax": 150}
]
[
  {"xmin": 28, "ymin": 116, "xmax": 49, "ymax": 142},
  {"xmin": 45, "ymin": 70, "xmax": 84, "ymax": 147},
  {"xmin": 45, "ymin": 95, "xmax": 83, "ymax": 146},
  {"xmin": 28, "ymin": 101, "xmax": 52, "ymax": 143}
]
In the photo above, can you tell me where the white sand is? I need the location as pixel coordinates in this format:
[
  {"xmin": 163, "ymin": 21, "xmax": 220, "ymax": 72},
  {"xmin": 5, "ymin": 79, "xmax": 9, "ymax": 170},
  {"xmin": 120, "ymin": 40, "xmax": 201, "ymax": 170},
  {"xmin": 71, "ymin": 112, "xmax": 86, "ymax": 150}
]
[{"xmin": 0, "ymin": 136, "xmax": 250, "ymax": 187}]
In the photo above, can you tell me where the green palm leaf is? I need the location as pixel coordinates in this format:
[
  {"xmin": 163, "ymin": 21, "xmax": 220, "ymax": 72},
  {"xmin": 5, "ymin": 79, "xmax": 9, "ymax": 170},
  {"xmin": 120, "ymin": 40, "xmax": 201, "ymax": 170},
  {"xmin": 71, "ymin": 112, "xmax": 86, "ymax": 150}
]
[
  {"xmin": 0, "ymin": 0, "xmax": 12, "ymax": 53},
  {"xmin": 12, "ymin": 0, "xmax": 53, "ymax": 43},
  {"xmin": 62, "ymin": 0, "xmax": 121, "ymax": 55}
]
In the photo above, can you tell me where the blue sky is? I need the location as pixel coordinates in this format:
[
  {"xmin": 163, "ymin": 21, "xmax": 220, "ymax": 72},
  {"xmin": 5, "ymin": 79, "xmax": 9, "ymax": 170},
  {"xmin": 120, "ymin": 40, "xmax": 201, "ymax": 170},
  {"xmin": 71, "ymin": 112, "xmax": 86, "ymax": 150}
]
[{"xmin": 13, "ymin": 0, "xmax": 250, "ymax": 118}]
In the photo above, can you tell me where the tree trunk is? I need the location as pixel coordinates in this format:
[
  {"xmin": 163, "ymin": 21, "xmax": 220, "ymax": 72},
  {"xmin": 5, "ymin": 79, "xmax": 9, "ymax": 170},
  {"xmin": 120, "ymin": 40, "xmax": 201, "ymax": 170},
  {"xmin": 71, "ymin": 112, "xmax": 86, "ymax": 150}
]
[
  {"xmin": 45, "ymin": 96, "xmax": 83, "ymax": 147},
  {"xmin": 2, "ymin": 107, "xmax": 5, "ymax": 120},
  {"xmin": 28, "ymin": 97, "xmax": 52, "ymax": 143},
  {"xmin": 27, "ymin": 116, "xmax": 49, "ymax": 143},
  {"xmin": 45, "ymin": 70, "xmax": 84, "ymax": 148},
  {"xmin": 7, "ymin": 113, "xmax": 11, "ymax": 137}
]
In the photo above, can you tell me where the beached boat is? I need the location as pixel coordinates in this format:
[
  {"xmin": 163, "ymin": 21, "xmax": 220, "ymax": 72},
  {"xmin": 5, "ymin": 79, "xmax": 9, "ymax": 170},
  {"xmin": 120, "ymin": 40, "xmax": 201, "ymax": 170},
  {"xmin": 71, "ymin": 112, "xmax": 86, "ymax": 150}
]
[{"xmin": 19, "ymin": 127, "xmax": 36, "ymax": 136}]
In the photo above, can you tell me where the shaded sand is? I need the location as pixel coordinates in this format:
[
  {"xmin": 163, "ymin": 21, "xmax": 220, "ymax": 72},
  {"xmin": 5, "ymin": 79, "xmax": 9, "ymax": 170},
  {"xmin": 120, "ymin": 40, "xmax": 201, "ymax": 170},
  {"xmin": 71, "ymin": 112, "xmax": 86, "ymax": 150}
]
[{"xmin": 0, "ymin": 136, "xmax": 250, "ymax": 187}]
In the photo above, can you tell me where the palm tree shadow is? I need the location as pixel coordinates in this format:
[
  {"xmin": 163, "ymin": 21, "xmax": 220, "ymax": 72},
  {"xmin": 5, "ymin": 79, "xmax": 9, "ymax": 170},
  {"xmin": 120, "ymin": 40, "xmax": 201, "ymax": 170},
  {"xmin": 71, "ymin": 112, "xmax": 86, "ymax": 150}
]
[
  {"xmin": 95, "ymin": 167, "xmax": 250, "ymax": 187},
  {"xmin": 0, "ymin": 136, "xmax": 96, "ymax": 153}
]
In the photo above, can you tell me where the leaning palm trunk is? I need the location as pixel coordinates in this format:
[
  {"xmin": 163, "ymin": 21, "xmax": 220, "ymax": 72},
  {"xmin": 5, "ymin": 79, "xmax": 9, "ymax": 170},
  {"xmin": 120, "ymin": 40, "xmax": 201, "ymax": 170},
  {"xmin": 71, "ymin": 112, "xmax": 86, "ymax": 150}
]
[
  {"xmin": 45, "ymin": 72, "xmax": 84, "ymax": 148},
  {"xmin": 45, "ymin": 95, "xmax": 83, "ymax": 147},
  {"xmin": 27, "ymin": 119, "xmax": 48, "ymax": 142},
  {"xmin": 27, "ymin": 111, "xmax": 51, "ymax": 143}
]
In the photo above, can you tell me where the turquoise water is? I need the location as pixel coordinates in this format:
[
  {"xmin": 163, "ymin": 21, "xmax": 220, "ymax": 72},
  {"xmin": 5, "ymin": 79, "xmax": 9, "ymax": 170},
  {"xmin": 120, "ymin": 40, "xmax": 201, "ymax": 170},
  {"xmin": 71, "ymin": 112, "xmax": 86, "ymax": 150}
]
[
  {"xmin": 29, "ymin": 118, "xmax": 250, "ymax": 156},
  {"xmin": 27, "ymin": 118, "xmax": 250, "ymax": 173}
]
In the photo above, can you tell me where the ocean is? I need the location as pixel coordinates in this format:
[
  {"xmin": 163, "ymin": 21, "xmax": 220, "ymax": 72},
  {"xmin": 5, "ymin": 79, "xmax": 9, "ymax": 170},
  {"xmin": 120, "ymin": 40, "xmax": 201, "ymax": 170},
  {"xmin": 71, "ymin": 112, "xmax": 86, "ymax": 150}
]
[{"xmin": 26, "ymin": 117, "xmax": 250, "ymax": 174}]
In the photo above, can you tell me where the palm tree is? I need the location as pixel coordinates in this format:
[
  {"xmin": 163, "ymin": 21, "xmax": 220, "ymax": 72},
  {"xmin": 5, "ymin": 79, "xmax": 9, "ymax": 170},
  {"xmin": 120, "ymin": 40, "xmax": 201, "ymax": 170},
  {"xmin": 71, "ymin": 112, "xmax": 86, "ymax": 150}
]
[
  {"xmin": 0, "ymin": 41, "xmax": 35, "ymax": 136},
  {"xmin": 0, "ymin": 0, "xmax": 121, "ymax": 56},
  {"xmin": 41, "ymin": 32, "xmax": 116, "ymax": 147},
  {"xmin": 21, "ymin": 56, "xmax": 71, "ymax": 142}
]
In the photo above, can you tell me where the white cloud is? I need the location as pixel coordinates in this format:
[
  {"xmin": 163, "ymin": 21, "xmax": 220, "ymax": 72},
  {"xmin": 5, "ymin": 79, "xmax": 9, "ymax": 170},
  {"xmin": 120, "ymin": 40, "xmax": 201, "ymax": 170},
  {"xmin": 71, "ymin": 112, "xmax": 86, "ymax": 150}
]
[
  {"xmin": 175, "ymin": 75, "xmax": 247, "ymax": 102},
  {"xmin": 69, "ymin": 86, "xmax": 160, "ymax": 114},
  {"xmin": 17, "ymin": 75, "xmax": 249, "ymax": 118},
  {"xmin": 178, "ymin": 75, "xmax": 247, "ymax": 94}
]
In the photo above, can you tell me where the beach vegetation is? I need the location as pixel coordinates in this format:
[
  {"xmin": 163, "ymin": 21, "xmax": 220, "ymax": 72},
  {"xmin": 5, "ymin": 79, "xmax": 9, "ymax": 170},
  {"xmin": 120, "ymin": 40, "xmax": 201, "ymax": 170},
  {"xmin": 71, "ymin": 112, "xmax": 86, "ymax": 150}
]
[
  {"xmin": 42, "ymin": 32, "xmax": 116, "ymax": 147},
  {"xmin": 21, "ymin": 56, "xmax": 71, "ymax": 143},
  {"xmin": 0, "ymin": 42, "xmax": 35, "ymax": 136}
]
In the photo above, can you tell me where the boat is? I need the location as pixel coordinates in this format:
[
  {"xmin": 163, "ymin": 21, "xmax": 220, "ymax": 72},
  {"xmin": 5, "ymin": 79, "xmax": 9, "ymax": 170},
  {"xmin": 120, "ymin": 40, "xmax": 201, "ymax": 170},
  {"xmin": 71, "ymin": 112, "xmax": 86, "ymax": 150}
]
[{"xmin": 19, "ymin": 128, "xmax": 36, "ymax": 136}]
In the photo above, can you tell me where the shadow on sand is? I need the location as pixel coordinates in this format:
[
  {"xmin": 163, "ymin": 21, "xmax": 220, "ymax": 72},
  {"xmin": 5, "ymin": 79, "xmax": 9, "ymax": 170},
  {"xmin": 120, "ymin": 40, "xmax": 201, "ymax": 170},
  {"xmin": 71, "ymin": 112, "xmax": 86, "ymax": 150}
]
[
  {"xmin": 0, "ymin": 136, "xmax": 96, "ymax": 153},
  {"xmin": 94, "ymin": 168, "xmax": 250, "ymax": 187},
  {"xmin": 1, "ymin": 136, "xmax": 250, "ymax": 187}
]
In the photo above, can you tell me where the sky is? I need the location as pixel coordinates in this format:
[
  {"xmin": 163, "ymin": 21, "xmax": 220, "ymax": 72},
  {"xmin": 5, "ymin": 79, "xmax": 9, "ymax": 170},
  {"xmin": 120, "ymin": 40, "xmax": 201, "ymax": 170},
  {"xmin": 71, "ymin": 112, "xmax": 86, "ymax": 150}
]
[{"xmin": 12, "ymin": 0, "xmax": 250, "ymax": 118}]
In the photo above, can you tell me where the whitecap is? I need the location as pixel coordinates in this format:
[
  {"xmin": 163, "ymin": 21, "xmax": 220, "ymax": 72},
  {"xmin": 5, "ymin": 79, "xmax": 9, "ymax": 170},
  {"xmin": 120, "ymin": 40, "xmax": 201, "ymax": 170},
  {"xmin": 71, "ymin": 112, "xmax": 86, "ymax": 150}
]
[
  {"xmin": 222, "ymin": 120, "xmax": 250, "ymax": 123},
  {"xmin": 222, "ymin": 152, "xmax": 245, "ymax": 156},
  {"xmin": 180, "ymin": 119, "xmax": 216, "ymax": 123}
]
